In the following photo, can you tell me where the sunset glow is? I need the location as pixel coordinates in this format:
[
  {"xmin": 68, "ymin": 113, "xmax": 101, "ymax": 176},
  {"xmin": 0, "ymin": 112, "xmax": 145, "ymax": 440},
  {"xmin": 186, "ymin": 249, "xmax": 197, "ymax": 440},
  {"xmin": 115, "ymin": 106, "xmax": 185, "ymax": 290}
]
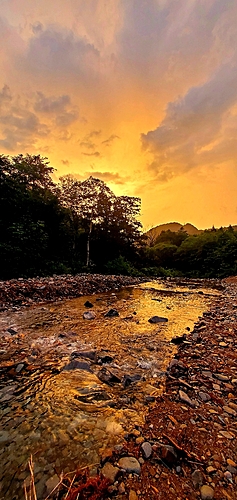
[{"xmin": 1, "ymin": 0, "xmax": 237, "ymax": 230}]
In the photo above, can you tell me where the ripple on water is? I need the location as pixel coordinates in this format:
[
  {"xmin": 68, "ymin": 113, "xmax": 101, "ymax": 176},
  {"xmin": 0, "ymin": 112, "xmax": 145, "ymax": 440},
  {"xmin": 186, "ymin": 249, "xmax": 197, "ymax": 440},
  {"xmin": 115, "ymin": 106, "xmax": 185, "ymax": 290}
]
[{"xmin": 0, "ymin": 280, "xmax": 217, "ymax": 499}]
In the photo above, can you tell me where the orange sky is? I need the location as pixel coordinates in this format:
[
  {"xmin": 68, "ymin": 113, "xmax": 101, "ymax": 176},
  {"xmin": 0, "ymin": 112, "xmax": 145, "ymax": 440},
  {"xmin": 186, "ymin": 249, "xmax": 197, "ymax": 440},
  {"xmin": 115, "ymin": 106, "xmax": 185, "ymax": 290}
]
[{"xmin": 1, "ymin": 0, "xmax": 237, "ymax": 230}]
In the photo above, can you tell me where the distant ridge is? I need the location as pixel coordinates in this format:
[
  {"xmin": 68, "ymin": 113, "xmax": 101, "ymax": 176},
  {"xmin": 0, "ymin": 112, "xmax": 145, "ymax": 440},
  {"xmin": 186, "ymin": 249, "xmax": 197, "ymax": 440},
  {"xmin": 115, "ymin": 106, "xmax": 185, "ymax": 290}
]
[{"xmin": 145, "ymin": 222, "xmax": 200, "ymax": 245}]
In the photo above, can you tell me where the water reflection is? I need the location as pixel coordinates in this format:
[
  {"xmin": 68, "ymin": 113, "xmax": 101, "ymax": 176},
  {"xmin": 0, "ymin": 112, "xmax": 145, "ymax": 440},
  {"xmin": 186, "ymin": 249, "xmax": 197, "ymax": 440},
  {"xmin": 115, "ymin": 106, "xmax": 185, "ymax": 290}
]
[{"xmin": 0, "ymin": 280, "xmax": 218, "ymax": 499}]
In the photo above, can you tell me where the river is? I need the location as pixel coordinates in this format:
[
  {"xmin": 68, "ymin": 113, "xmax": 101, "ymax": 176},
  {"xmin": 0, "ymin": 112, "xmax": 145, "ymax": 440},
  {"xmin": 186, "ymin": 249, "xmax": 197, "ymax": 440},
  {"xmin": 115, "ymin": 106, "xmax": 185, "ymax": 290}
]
[{"xmin": 0, "ymin": 278, "xmax": 219, "ymax": 499}]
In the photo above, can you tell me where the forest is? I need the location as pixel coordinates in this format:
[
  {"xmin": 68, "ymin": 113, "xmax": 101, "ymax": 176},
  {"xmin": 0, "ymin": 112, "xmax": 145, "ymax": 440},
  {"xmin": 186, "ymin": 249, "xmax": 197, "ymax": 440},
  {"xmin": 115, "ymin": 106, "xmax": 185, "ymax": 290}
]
[{"xmin": 1, "ymin": 154, "xmax": 237, "ymax": 280}]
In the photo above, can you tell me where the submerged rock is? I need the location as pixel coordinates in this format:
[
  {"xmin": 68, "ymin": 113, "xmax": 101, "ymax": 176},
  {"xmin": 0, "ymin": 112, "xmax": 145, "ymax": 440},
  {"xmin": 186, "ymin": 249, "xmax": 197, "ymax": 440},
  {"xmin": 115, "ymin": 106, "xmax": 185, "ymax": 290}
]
[
  {"xmin": 148, "ymin": 316, "xmax": 168, "ymax": 323},
  {"xmin": 63, "ymin": 360, "xmax": 92, "ymax": 372},
  {"xmin": 118, "ymin": 456, "xmax": 141, "ymax": 474},
  {"xmin": 84, "ymin": 300, "xmax": 94, "ymax": 308},
  {"xmin": 104, "ymin": 309, "xmax": 119, "ymax": 317},
  {"xmin": 83, "ymin": 311, "xmax": 96, "ymax": 320}
]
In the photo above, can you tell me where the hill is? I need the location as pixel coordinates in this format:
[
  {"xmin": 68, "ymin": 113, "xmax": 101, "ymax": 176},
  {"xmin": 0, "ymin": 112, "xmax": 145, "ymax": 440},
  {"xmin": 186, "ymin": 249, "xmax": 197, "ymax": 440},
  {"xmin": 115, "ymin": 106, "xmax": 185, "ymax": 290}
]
[{"xmin": 145, "ymin": 222, "xmax": 200, "ymax": 245}]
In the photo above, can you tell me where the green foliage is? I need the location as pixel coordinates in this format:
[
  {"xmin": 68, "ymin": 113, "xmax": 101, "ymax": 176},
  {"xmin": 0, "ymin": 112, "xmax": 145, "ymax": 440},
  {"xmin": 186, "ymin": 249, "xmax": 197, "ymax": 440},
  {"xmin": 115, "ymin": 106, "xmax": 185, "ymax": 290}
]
[{"xmin": 104, "ymin": 256, "xmax": 139, "ymax": 276}]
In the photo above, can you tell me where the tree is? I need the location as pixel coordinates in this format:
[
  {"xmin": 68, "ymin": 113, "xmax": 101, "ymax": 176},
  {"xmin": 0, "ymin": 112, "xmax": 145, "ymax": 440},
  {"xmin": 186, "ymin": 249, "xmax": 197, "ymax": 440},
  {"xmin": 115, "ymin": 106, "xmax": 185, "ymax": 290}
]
[{"xmin": 59, "ymin": 175, "xmax": 142, "ymax": 267}]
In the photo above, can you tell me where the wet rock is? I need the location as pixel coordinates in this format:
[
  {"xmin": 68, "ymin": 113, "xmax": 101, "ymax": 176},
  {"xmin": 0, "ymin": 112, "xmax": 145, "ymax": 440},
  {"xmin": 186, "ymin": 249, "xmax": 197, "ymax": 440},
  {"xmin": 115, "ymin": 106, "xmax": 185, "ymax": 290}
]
[
  {"xmin": 148, "ymin": 316, "xmax": 168, "ymax": 323},
  {"xmin": 118, "ymin": 482, "xmax": 126, "ymax": 494},
  {"xmin": 200, "ymin": 485, "xmax": 214, "ymax": 499},
  {"xmin": 123, "ymin": 373, "xmax": 141, "ymax": 387},
  {"xmin": 224, "ymin": 471, "xmax": 232, "ymax": 481},
  {"xmin": 141, "ymin": 442, "xmax": 152, "ymax": 459},
  {"xmin": 118, "ymin": 457, "xmax": 141, "ymax": 474},
  {"xmin": 0, "ymin": 430, "xmax": 9, "ymax": 443},
  {"xmin": 223, "ymin": 405, "xmax": 236, "ymax": 416},
  {"xmin": 63, "ymin": 360, "xmax": 92, "ymax": 372},
  {"xmin": 171, "ymin": 334, "xmax": 187, "ymax": 344},
  {"xmin": 97, "ymin": 367, "xmax": 121, "ymax": 384},
  {"xmin": 83, "ymin": 311, "xmax": 96, "ymax": 320},
  {"xmin": 160, "ymin": 445, "xmax": 177, "ymax": 466},
  {"xmin": 71, "ymin": 350, "xmax": 96, "ymax": 361},
  {"xmin": 101, "ymin": 462, "xmax": 119, "ymax": 484},
  {"xmin": 192, "ymin": 469, "xmax": 203, "ymax": 489},
  {"xmin": 96, "ymin": 352, "xmax": 114, "ymax": 364},
  {"xmin": 104, "ymin": 308, "xmax": 119, "ymax": 317},
  {"xmin": 179, "ymin": 390, "xmax": 195, "ymax": 407},
  {"xmin": 84, "ymin": 300, "xmax": 94, "ymax": 308},
  {"xmin": 218, "ymin": 430, "xmax": 234, "ymax": 439},
  {"xmin": 16, "ymin": 363, "xmax": 24, "ymax": 373}
]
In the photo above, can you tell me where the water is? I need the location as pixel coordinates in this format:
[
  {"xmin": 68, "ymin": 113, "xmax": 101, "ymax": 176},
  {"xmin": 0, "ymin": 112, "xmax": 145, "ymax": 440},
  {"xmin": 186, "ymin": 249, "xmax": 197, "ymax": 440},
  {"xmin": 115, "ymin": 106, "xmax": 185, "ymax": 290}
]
[{"xmin": 0, "ymin": 279, "xmax": 218, "ymax": 499}]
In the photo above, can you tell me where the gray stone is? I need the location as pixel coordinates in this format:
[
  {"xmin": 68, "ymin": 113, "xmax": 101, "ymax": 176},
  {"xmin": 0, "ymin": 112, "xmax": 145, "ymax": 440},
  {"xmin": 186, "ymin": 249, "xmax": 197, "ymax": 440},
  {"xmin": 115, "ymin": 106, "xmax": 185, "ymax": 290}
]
[
  {"xmin": 192, "ymin": 469, "xmax": 203, "ymax": 489},
  {"xmin": 0, "ymin": 430, "xmax": 9, "ymax": 443},
  {"xmin": 45, "ymin": 474, "xmax": 60, "ymax": 495},
  {"xmin": 71, "ymin": 350, "xmax": 96, "ymax": 361},
  {"xmin": 16, "ymin": 363, "xmax": 24, "ymax": 373},
  {"xmin": 148, "ymin": 316, "xmax": 168, "ymax": 323},
  {"xmin": 83, "ymin": 311, "xmax": 96, "ymax": 320},
  {"xmin": 118, "ymin": 456, "xmax": 141, "ymax": 474},
  {"xmin": 101, "ymin": 463, "xmax": 119, "ymax": 484},
  {"xmin": 199, "ymin": 391, "xmax": 211, "ymax": 402},
  {"xmin": 141, "ymin": 442, "xmax": 152, "ymax": 459},
  {"xmin": 200, "ymin": 485, "xmax": 214, "ymax": 499}
]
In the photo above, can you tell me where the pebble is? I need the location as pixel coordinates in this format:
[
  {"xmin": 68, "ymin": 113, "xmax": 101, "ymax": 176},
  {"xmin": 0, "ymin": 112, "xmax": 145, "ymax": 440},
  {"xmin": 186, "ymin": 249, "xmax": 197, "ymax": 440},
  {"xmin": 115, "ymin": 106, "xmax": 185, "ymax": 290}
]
[
  {"xmin": 199, "ymin": 391, "xmax": 211, "ymax": 402},
  {"xmin": 148, "ymin": 315, "xmax": 168, "ymax": 323},
  {"xmin": 223, "ymin": 406, "xmax": 236, "ymax": 416},
  {"xmin": 45, "ymin": 474, "xmax": 60, "ymax": 495},
  {"xmin": 214, "ymin": 373, "xmax": 229, "ymax": 382},
  {"xmin": 101, "ymin": 463, "xmax": 119, "ymax": 484},
  {"xmin": 104, "ymin": 309, "xmax": 119, "ymax": 317},
  {"xmin": 218, "ymin": 430, "xmax": 235, "ymax": 439},
  {"xmin": 179, "ymin": 390, "xmax": 195, "ymax": 407},
  {"xmin": 192, "ymin": 469, "xmax": 203, "ymax": 489},
  {"xmin": 129, "ymin": 490, "xmax": 138, "ymax": 500},
  {"xmin": 83, "ymin": 311, "xmax": 96, "ymax": 320},
  {"xmin": 227, "ymin": 459, "xmax": 237, "ymax": 467},
  {"xmin": 224, "ymin": 471, "xmax": 232, "ymax": 481},
  {"xmin": 200, "ymin": 485, "xmax": 214, "ymax": 499},
  {"xmin": 141, "ymin": 441, "xmax": 152, "ymax": 459},
  {"xmin": 118, "ymin": 457, "xmax": 141, "ymax": 474}
]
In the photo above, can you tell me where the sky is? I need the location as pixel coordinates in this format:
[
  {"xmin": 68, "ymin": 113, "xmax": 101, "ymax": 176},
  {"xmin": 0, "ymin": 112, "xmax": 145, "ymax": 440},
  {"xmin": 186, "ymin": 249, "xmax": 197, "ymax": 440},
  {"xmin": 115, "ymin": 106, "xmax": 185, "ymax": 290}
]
[{"xmin": 1, "ymin": 0, "xmax": 237, "ymax": 230}]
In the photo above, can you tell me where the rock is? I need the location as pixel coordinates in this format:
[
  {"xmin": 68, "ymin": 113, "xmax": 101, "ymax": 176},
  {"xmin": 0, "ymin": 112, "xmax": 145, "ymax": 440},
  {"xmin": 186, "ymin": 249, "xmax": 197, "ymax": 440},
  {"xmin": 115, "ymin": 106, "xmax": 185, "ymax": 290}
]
[
  {"xmin": 97, "ymin": 367, "xmax": 121, "ymax": 384},
  {"xmin": 45, "ymin": 474, "xmax": 60, "ymax": 495},
  {"xmin": 104, "ymin": 309, "xmax": 119, "ymax": 317},
  {"xmin": 160, "ymin": 445, "xmax": 177, "ymax": 466},
  {"xmin": 227, "ymin": 459, "xmax": 237, "ymax": 467},
  {"xmin": 192, "ymin": 469, "xmax": 203, "ymax": 489},
  {"xmin": 84, "ymin": 300, "xmax": 94, "ymax": 308},
  {"xmin": 199, "ymin": 391, "xmax": 211, "ymax": 402},
  {"xmin": 171, "ymin": 334, "xmax": 187, "ymax": 344},
  {"xmin": 96, "ymin": 352, "xmax": 114, "ymax": 364},
  {"xmin": 0, "ymin": 430, "xmax": 9, "ymax": 443},
  {"xmin": 101, "ymin": 463, "xmax": 119, "ymax": 484},
  {"xmin": 141, "ymin": 442, "xmax": 152, "ymax": 459},
  {"xmin": 148, "ymin": 316, "xmax": 168, "ymax": 323},
  {"xmin": 206, "ymin": 466, "xmax": 216, "ymax": 474},
  {"xmin": 118, "ymin": 482, "xmax": 126, "ymax": 494},
  {"xmin": 16, "ymin": 363, "xmax": 24, "ymax": 373},
  {"xmin": 63, "ymin": 360, "xmax": 92, "ymax": 372},
  {"xmin": 218, "ymin": 431, "xmax": 234, "ymax": 439},
  {"xmin": 118, "ymin": 457, "xmax": 141, "ymax": 474},
  {"xmin": 71, "ymin": 350, "xmax": 96, "ymax": 361},
  {"xmin": 83, "ymin": 311, "xmax": 96, "ymax": 320},
  {"xmin": 129, "ymin": 490, "xmax": 138, "ymax": 500},
  {"xmin": 223, "ymin": 406, "xmax": 236, "ymax": 416},
  {"xmin": 214, "ymin": 373, "xmax": 229, "ymax": 382},
  {"xmin": 7, "ymin": 327, "xmax": 18, "ymax": 335},
  {"xmin": 123, "ymin": 373, "xmax": 141, "ymax": 387},
  {"xmin": 200, "ymin": 485, "xmax": 214, "ymax": 499},
  {"xmin": 179, "ymin": 390, "xmax": 195, "ymax": 407},
  {"xmin": 224, "ymin": 471, "xmax": 232, "ymax": 481}
]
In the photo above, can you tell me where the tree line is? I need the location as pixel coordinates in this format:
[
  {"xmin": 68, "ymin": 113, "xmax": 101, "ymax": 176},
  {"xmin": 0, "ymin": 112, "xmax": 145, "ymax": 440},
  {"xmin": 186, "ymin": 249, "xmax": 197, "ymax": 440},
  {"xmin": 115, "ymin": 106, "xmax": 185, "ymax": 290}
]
[
  {"xmin": 1, "ymin": 153, "xmax": 237, "ymax": 280},
  {"xmin": 0, "ymin": 154, "xmax": 142, "ymax": 279}
]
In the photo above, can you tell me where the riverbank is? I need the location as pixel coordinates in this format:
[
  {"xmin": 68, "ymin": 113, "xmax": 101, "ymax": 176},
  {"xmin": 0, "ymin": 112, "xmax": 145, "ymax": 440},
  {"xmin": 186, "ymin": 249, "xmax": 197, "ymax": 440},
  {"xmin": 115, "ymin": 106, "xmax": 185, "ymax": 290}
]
[
  {"xmin": 107, "ymin": 277, "xmax": 237, "ymax": 500},
  {"xmin": 0, "ymin": 274, "xmax": 148, "ymax": 310}
]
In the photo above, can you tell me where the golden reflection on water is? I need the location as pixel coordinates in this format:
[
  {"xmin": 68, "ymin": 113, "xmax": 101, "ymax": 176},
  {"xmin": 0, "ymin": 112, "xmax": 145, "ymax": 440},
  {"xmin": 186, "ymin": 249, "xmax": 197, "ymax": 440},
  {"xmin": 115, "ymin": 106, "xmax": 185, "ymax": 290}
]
[{"xmin": 0, "ymin": 281, "xmax": 217, "ymax": 499}]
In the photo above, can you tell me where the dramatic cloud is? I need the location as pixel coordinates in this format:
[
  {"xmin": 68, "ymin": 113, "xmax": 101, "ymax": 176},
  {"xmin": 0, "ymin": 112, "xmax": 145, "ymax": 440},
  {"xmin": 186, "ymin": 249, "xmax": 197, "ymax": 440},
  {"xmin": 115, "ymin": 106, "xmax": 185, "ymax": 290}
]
[
  {"xmin": 82, "ymin": 151, "xmax": 101, "ymax": 157},
  {"xmin": 142, "ymin": 54, "xmax": 237, "ymax": 180}
]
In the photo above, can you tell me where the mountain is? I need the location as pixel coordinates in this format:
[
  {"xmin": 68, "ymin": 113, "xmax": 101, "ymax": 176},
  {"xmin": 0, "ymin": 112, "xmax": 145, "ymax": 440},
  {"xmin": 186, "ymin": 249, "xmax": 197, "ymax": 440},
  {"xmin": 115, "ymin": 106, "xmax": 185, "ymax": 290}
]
[{"xmin": 145, "ymin": 222, "xmax": 200, "ymax": 245}]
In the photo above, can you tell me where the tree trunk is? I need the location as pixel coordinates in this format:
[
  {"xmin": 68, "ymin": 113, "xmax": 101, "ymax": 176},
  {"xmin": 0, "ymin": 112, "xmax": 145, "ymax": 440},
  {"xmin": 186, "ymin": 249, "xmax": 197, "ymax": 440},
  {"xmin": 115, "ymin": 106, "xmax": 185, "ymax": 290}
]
[{"xmin": 86, "ymin": 221, "xmax": 93, "ymax": 266}]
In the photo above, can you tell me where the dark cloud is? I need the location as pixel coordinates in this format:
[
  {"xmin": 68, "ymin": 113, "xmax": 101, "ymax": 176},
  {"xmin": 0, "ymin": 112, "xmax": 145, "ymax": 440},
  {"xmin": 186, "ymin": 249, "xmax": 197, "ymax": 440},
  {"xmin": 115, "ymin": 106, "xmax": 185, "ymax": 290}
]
[
  {"xmin": 141, "ymin": 55, "xmax": 237, "ymax": 180},
  {"xmin": 79, "ymin": 130, "xmax": 101, "ymax": 150},
  {"xmin": 102, "ymin": 134, "xmax": 120, "ymax": 146},
  {"xmin": 22, "ymin": 25, "xmax": 100, "ymax": 81},
  {"xmin": 85, "ymin": 171, "xmax": 130, "ymax": 184},
  {"xmin": 80, "ymin": 141, "xmax": 96, "ymax": 149},
  {"xmin": 61, "ymin": 159, "xmax": 70, "ymax": 166},
  {"xmin": 0, "ymin": 86, "xmax": 48, "ymax": 150},
  {"xmin": 34, "ymin": 92, "xmax": 71, "ymax": 113}
]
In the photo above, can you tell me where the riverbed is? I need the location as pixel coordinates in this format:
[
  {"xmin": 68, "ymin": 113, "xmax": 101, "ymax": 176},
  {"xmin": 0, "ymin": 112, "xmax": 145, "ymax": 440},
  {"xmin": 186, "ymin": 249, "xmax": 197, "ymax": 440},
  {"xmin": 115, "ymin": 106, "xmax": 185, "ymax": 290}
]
[{"xmin": 0, "ymin": 279, "xmax": 219, "ymax": 499}]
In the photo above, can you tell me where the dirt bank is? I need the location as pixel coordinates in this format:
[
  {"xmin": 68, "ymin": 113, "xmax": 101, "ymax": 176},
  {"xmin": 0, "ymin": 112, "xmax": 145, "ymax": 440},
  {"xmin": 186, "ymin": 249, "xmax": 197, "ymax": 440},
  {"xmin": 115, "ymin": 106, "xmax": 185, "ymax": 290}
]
[{"xmin": 0, "ymin": 274, "xmax": 147, "ymax": 310}]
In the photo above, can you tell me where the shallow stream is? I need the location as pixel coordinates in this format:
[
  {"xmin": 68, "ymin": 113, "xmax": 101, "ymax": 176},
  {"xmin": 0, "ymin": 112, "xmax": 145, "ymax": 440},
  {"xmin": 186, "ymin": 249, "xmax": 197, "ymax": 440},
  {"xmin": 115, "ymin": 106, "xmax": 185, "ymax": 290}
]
[{"xmin": 0, "ymin": 279, "xmax": 218, "ymax": 499}]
